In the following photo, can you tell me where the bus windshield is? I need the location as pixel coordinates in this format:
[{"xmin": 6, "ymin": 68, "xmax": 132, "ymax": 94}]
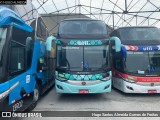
[
  {"xmin": 58, "ymin": 20, "xmax": 107, "ymax": 39},
  {"xmin": 57, "ymin": 45, "xmax": 109, "ymax": 72},
  {"xmin": 119, "ymin": 27, "xmax": 160, "ymax": 40},
  {"xmin": 0, "ymin": 27, "xmax": 7, "ymax": 75},
  {"xmin": 125, "ymin": 51, "xmax": 160, "ymax": 76}
]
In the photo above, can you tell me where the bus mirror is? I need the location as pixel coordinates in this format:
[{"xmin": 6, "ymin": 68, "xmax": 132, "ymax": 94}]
[
  {"xmin": 46, "ymin": 36, "xmax": 56, "ymax": 51},
  {"xmin": 109, "ymin": 37, "xmax": 121, "ymax": 52},
  {"xmin": 121, "ymin": 46, "xmax": 127, "ymax": 59}
]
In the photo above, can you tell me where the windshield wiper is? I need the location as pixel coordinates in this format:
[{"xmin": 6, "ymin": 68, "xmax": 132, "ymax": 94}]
[
  {"xmin": 128, "ymin": 70, "xmax": 148, "ymax": 75},
  {"xmin": 83, "ymin": 67, "xmax": 107, "ymax": 72},
  {"xmin": 96, "ymin": 67, "xmax": 107, "ymax": 72},
  {"xmin": 127, "ymin": 70, "xmax": 143, "ymax": 75},
  {"xmin": 59, "ymin": 66, "xmax": 70, "ymax": 70},
  {"xmin": 128, "ymin": 71, "xmax": 138, "ymax": 74}
]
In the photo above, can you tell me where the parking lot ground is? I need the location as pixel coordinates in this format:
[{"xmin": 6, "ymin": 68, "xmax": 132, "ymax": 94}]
[{"xmin": 19, "ymin": 87, "xmax": 160, "ymax": 120}]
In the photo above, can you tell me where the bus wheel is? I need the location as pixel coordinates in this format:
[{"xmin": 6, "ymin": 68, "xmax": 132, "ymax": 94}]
[{"xmin": 27, "ymin": 84, "xmax": 40, "ymax": 111}]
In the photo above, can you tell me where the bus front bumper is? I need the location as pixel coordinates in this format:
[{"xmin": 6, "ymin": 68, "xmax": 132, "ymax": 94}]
[
  {"xmin": 113, "ymin": 77, "xmax": 160, "ymax": 93},
  {"xmin": 124, "ymin": 81, "xmax": 160, "ymax": 93},
  {"xmin": 55, "ymin": 79, "xmax": 111, "ymax": 93}
]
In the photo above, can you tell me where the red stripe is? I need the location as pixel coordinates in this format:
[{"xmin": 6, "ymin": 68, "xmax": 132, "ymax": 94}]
[
  {"xmin": 126, "ymin": 45, "xmax": 138, "ymax": 51},
  {"xmin": 137, "ymin": 77, "xmax": 160, "ymax": 82},
  {"xmin": 112, "ymin": 69, "xmax": 160, "ymax": 82}
]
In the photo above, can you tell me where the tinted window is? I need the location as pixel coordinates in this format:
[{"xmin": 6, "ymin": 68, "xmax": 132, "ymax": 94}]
[
  {"xmin": 10, "ymin": 41, "xmax": 25, "ymax": 73},
  {"xmin": 84, "ymin": 46, "xmax": 109, "ymax": 71},
  {"xmin": 0, "ymin": 27, "xmax": 7, "ymax": 83},
  {"xmin": 125, "ymin": 51, "xmax": 160, "ymax": 76},
  {"xmin": 110, "ymin": 30, "xmax": 118, "ymax": 37},
  {"xmin": 118, "ymin": 27, "xmax": 160, "ymax": 40},
  {"xmin": 31, "ymin": 18, "xmax": 48, "ymax": 40},
  {"xmin": 10, "ymin": 27, "xmax": 33, "ymax": 74},
  {"xmin": 57, "ymin": 45, "xmax": 109, "ymax": 72},
  {"xmin": 57, "ymin": 46, "xmax": 83, "ymax": 71},
  {"xmin": 58, "ymin": 20, "xmax": 107, "ymax": 39},
  {"xmin": 0, "ymin": 28, "xmax": 7, "ymax": 68}
]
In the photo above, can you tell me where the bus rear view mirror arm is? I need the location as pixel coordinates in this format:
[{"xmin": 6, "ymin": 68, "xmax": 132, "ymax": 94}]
[
  {"xmin": 109, "ymin": 37, "xmax": 121, "ymax": 52},
  {"xmin": 46, "ymin": 36, "xmax": 57, "ymax": 51}
]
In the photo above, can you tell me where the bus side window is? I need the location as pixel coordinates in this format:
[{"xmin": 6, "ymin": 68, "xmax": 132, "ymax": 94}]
[
  {"xmin": 9, "ymin": 27, "xmax": 32, "ymax": 75},
  {"xmin": 110, "ymin": 30, "xmax": 120, "ymax": 38},
  {"xmin": 9, "ymin": 41, "xmax": 25, "ymax": 74},
  {"xmin": 110, "ymin": 30, "xmax": 116, "ymax": 37},
  {"xmin": 37, "ymin": 56, "xmax": 46, "ymax": 72},
  {"xmin": 36, "ymin": 18, "xmax": 48, "ymax": 40}
]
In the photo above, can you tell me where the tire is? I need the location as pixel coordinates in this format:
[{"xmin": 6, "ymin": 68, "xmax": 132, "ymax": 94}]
[{"xmin": 27, "ymin": 84, "xmax": 40, "ymax": 111}]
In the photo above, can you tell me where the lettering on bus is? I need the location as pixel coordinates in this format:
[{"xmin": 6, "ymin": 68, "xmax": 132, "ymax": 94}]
[
  {"xmin": 143, "ymin": 46, "xmax": 153, "ymax": 51},
  {"xmin": 69, "ymin": 40, "xmax": 102, "ymax": 45}
]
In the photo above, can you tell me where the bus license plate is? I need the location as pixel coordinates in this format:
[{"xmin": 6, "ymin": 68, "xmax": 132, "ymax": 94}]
[
  {"xmin": 79, "ymin": 90, "xmax": 89, "ymax": 94},
  {"xmin": 148, "ymin": 90, "xmax": 157, "ymax": 93}
]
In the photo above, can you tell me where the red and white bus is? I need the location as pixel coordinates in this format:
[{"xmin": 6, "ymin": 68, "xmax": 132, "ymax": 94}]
[{"xmin": 110, "ymin": 26, "xmax": 160, "ymax": 93}]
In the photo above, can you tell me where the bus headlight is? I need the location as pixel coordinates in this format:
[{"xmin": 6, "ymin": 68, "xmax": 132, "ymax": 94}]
[
  {"xmin": 118, "ymin": 74, "xmax": 137, "ymax": 83},
  {"xmin": 124, "ymin": 78, "xmax": 136, "ymax": 83},
  {"xmin": 101, "ymin": 76, "xmax": 111, "ymax": 81},
  {"xmin": 128, "ymin": 76, "xmax": 137, "ymax": 82},
  {"xmin": 56, "ymin": 77, "xmax": 68, "ymax": 82}
]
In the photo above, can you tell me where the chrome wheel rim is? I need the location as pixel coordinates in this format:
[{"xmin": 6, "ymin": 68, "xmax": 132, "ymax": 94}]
[{"xmin": 33, "ymin": 88, "xmax": 39, "ymax": 102}]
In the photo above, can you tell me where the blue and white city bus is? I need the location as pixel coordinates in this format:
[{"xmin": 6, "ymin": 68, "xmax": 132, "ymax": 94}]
[{"xmin": 0, "ymin": 6, "xmax": 55, "ymax": 111}]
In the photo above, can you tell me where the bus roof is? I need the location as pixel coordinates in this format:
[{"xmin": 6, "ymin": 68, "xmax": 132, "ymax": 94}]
[
  {"xmin": 0, "ymin": 6, "xmax": 32, "ymax": 32},
  {"xmin": 116, "ymin": 26, "xmax": 157, "ymax": 30},
  {"xmin": 61, "ymin": 18, "xmax": 102, "ymax": 21}
]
